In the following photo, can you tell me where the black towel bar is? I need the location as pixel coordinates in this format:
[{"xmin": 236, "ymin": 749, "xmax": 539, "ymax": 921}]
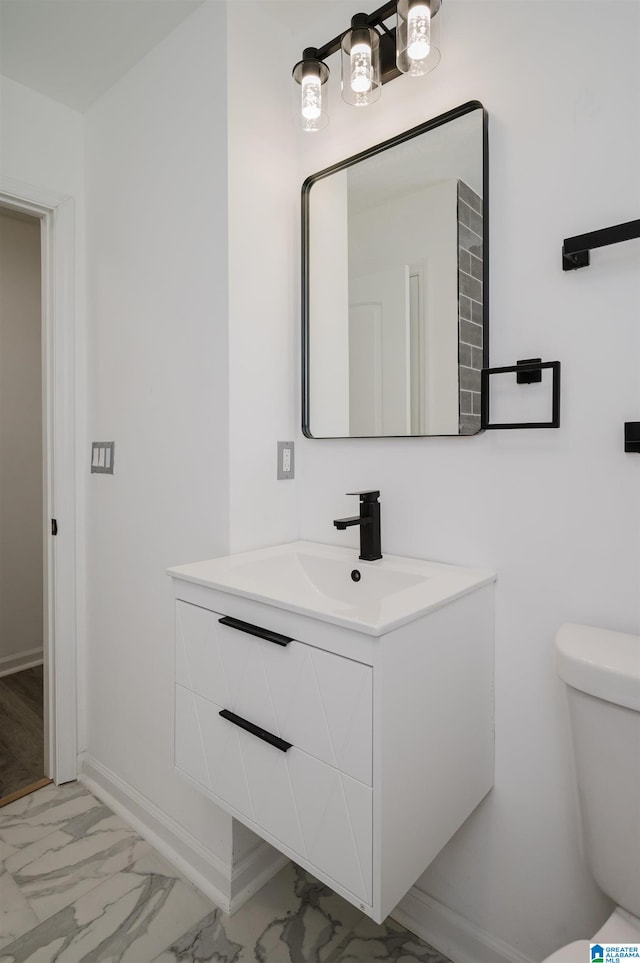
[
  {"xmin": 562, "ymin": 218, "xmax": 640, "ymax": 270},
  {"xmin": 481, "ymin": 360, "xmax": 561, "ymax": 430}
]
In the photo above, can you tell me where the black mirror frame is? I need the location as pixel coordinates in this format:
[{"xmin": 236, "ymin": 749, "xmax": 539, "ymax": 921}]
[{"xmin": 301, "ymin": 100, "xmax": 488, "ymax": 439}]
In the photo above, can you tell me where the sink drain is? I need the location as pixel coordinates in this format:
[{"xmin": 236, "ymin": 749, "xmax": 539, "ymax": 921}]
[{"xmin": 351, "ymin": 569, "xmax": 361, "ymax": 582}]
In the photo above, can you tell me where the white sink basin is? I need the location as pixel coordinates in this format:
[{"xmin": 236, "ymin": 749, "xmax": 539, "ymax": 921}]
[{"xmin": 168, "ymin": 541, "xmax": 495, "ymax": 636}]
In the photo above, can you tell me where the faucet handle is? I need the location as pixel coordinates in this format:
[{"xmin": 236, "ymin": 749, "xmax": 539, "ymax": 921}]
[{"xmin": 346, "ymin": 490, "xmax": 380, "ymax": 502}]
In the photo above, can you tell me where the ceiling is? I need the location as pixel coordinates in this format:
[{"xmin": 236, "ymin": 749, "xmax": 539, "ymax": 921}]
[
  {"xmin": 0, "ymin": 0, "xmax": 205, "ymax": 111},
  {"xmin": 0, "ymin": 0, "xmax": 360, "ymax": 113}
]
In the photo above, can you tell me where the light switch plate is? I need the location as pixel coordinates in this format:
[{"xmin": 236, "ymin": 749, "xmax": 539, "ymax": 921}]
[
  {"xmin": 277, "ymin": 441, "xmax": 294, "ymax": 480},
  {"xmin": 91, "ymin": 442, "xmax": 115, "ymax": 474}
]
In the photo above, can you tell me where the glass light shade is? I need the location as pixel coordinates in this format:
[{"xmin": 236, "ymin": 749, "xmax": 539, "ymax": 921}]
[
  {"xmin": 293, "ymin": 50, "xmax": 329, "ymax": 132},
  {"xmin": 341, "ymin": 19, "xmax": 381, "ymax": 107},
  {"xmin": 396, "ymin": 0, "xmax": 442, "ymax": 77},
  {"xmin": 302, "ymin": 75, "xmax": 322, "ymax": 121}
]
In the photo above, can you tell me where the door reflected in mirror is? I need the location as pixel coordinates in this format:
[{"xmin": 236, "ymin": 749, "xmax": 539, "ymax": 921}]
[{"xmin": 302, "ymin": 101, "xmax": 487, "ymax": 438}]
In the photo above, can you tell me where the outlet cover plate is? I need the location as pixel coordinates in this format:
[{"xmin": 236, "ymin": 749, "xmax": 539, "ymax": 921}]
[{"xmin": 277, "ymin": 441, "xmax": 295, "ymax": 480}]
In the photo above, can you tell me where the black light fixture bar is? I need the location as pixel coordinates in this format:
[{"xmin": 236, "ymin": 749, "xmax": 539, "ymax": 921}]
[
  {"xmin": 562, "ymin": 218, "xmax": 640, "ymax": 271},
  {"xmin": 314, "ymin": 0, "xmax": 398, "ymax": 62},
  {"xmin": 295, "ymin": 0, "xmax": 443, "ymax": 115}
]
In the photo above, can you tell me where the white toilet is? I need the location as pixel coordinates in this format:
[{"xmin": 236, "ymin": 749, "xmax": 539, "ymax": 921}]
[{"xmin": 544, "ymin": 623, "xmax": 640, "ymax": 961}]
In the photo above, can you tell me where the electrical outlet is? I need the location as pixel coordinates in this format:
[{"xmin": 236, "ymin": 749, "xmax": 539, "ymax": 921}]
[{"xmin": 277, "ymin": 441, "xmax": 294, "ymax": 480}]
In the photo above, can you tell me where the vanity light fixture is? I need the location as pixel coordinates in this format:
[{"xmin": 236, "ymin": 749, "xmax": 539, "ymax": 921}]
[{"xmin": 292, "ymin": 0, "xmax": 443, "ymax": 130}]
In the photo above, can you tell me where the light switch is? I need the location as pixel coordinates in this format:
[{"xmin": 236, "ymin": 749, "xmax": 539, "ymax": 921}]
[{"xmin": 91, "ymin": 442, "xmax": 115, "ymax": 474}]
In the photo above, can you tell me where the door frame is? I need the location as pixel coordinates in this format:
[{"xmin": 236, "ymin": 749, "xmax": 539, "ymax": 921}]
[{"xmin": 0, "ymin": 177, "xmax": 77, "ymax": 785}]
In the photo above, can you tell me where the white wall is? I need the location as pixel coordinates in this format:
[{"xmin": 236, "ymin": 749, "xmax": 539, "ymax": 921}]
[
  {"xmin": 0, "ymin": 210, "xmax": 43, "ymax": 664},
  {"xmin": 0, "ymin": 75, "xmax": 84, "ymax": 196},
  {"xmin": 83, "ymin": 2, "xmax": 237, "ymax": 873},
  {"xmin": 289, "ymin": 3, "xmax": 640, "ymax": 959},
  {"xmin": 226, "ymin": 1, "xmax": 299, "ymax": 552}
]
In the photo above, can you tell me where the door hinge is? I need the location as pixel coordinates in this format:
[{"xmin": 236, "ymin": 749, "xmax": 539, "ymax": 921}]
[{"xmin": 51, "ymin": 519, "xmax": 58, "ymax": 536}]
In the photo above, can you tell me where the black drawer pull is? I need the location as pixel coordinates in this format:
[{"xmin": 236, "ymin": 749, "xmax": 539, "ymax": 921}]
[
  {"xmin": 219, "ymin": 709, "xmax": 292, "ymax": 753},
  {"xmin": 218, "ymin": 616, "xmax": 292, "ymax": 647}
]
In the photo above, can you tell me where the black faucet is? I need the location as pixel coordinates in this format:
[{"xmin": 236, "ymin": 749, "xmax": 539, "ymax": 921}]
[{"xmin": 333, "ymin": 491, "xmax": 382, "ymax": 561}]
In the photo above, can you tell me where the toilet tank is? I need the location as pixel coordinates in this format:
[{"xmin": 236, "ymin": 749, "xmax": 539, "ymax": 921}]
[{"xmin": 556, "ymin": 624, "xmax": 640, "ymax": 917}]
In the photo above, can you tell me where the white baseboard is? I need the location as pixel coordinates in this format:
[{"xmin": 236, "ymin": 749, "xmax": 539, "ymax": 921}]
[
  {"xmin": 392, "ymin": 886, "xmax": 536, "ymax": 963},
  {"xmin": 0, "ymin": 648, "xmax": 43, "ymax": 678},
  {"xmin": 78, "ymin": 754, "xmax": 532, "ymax": 960},
  {"xmin": 79, "ymin": 753, "xmax": 286, "ymax": 916},
  {"xmin": 230, "ymin": 841, "xmax": 288, "ymax": 914}
]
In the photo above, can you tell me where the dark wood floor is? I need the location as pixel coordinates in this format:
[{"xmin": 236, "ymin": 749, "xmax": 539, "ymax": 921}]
[{"xmin": 0, "ymin": 666, "xmax": 44, "ymax": 799}]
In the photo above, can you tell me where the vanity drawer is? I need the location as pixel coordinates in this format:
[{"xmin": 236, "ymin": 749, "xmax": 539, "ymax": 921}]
[
  {"xmin": 175, "ymin": 600, "xmax": 372, "ymax": 786},
  {"xmin": 175, "ymin": 684, "xmax": 372, "ymax": 906}
]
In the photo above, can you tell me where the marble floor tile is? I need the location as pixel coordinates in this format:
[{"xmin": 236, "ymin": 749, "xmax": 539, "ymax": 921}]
[
  {"xmin": 151, "ymin": 863, "xmax": 364, "ymax": 963},
  {"xmin": 149, "ymin": 909, "xmax": 240, "ymax": 963},
  {"xmin": 0, "ymin": 783, "xmax": 448, "ymax": 963},
  {"xmin": 0, "ymin": 869, "xmax": 39, "ymax": 951},
  {"xmin": 0, "ymin": 838, "xmax": 18, "ymax": 867},
  {"xmin": 326, "ymin": 916, "xmax": 452, "ymax": 962},
  {"xmin": 4, "ymin": 806, "xmax": 151, "ymax": 922},
  {"xmin": 0, "ymin": 783, "xmax": 102, "ymax": 853},
  {"xmin": 0, "ymin": 849, "xmax": 214, "ymax": 963}
]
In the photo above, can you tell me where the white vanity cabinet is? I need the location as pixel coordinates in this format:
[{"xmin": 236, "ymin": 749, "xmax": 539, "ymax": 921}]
[{"xmin": 169, "ymin": 553, "xmax": 494, "ymax": 924}]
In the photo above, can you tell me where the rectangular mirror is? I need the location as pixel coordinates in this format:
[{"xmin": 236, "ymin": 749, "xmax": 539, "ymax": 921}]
[{"xmin": 302, "ymin": 101, "xmax": 487, "ymax": 438}]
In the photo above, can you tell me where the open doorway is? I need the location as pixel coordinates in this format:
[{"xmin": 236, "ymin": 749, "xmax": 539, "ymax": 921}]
[
  {"xmin": 0, "ymin": 206, "xmax": 50, "ymax": 806},
  {"xmin": 0, "ymin": 183, "xmax": 78, "ymax": 796}
]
